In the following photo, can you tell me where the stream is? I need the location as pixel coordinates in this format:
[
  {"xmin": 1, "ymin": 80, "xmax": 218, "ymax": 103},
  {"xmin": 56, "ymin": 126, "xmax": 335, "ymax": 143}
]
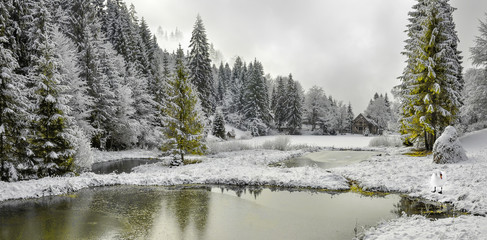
[{"xmin": 0, "ymin": 150, "xmax": 465, "ymax": 239}]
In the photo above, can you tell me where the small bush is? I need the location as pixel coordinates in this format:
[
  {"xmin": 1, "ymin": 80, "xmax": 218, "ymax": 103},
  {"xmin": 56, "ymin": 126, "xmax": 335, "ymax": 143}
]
[{"xmin": 368, "ymin": 135, "xmax": 402, "ymax": 147}]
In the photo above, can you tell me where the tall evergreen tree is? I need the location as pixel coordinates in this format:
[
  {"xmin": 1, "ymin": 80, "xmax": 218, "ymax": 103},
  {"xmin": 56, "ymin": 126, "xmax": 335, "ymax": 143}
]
[
  {"xmin": 346, "ymin": 102, "xmax": 355, "ymax": 133},
  {"xmin": 273, "ymin": 77, "xmax": 288, "ymax": 131},
  {"xmin": 242, "ymin": 59, "xmax": 271, "ymax": 136},
  {"xmin": 286, "ymin": 74, "xmax": 302, "ymax": 135},
  {"xmin": 397, "ymin": 0, "xmax": 463, "ymax": 150},
  {"xmin": 28, "ymin": 1, "xmax": 75, "ymax": 177},
  {"xmin": 0, "ymin": 0, "xmax": 30, "ymax": 181},
  {"xmin": 188, "ymin": 15, "xmax": 214, "ymax": 116},
  {"xmin": 162, "ymin": 46, "xmax": 206, "ymax": 166}
]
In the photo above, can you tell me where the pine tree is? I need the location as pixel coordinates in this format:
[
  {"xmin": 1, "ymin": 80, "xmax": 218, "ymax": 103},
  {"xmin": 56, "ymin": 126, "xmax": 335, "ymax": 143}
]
[
  {"xmin": 28, "ymin": 1, "xmax": 75, "ymax": 177},
  {"xmin": 286, "ymin": 74, "xmax": 302, "ymax": 135},
  {"xmin": 162, "ymin": 46, "xmax": 206, "ymax": 166},
  {"xmin": 346, "ymin": 103, "xmax": 355, "ymax": 133},
  {"xmin": 365, "ymin": 93, "xmax": 392, "ymax": 131},
  {"xmin": 273, "ymin": 77, "xmax": 288, "ymax": 131},
  {"xmin": 304, "ymin": 86, "xmax": 327, "ymax": 131},
  {"xmin": 188, "ymin": 15, "xmax": 214, "ymax": 116},
  {"xmin": 397, "ymin": 0, "xmax": 463, "ymax": 150},
  {"xmin": 242, "ymin": 59, "xmax": 271, "ymax": 136},
  {"xmin": 462, "ymin": 14, "xmax": 487, "ymax": 128},
  {"xmin": 212, "ymin": 109, "xmax": 226, "ymax": 139},
  {"xmin": 0, "ymin": 0, "xmax": 31, "ymax": 181}
]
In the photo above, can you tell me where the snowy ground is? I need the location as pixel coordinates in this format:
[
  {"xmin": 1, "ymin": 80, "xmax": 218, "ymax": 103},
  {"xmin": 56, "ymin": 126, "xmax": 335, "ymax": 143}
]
[
  {"xmin": 1, "ymin": 131, "xmax": 487, "ymax": 239},
  {"xmin": 332, "ymin": 129, "xmax": 487, "ymax": 239}
]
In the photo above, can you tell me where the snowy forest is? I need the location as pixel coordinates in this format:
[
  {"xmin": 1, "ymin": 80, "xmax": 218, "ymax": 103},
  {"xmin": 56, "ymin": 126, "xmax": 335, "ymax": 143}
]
[
  {"xmin": 0, "ymin": 0, "xmax": 359, "ymax": 181},
  {"xmin": 1, "ymin": 0, "xmax": 487, "ymax": 182}
]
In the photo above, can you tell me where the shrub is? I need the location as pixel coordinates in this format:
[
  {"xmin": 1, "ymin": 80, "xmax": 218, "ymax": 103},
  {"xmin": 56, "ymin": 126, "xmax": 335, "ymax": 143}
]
[
  {"xmin": 368, "ymin": 135, "xmax": 402, "ymax": 147},
  {"xmin": 433, "ymin": 126, "xmax": 467, "ymax": 164},
  {"xmin": 262, "ymin": 136, "xmax": 291, "ymax": 151}
]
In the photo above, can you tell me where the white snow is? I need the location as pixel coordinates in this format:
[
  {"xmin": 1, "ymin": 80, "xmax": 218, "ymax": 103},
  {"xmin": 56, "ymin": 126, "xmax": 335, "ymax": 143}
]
[
  {"xmin": 362, "ymin": 214, "xmax": 487, "ymax": 240},
  {"xmin": 2, "ymin": 131, "xmax": 487, "ymax": 239},
  {"xmin": 432, "ymin": 126, "xmax": 467, "ymax": 164},
  {"xmin": 240, "ymin": 134, "xmax": 373, "ymax": 149},
  {"xmin": 0, "ymin": 149, "xmax": 348, "ymax": 202}
]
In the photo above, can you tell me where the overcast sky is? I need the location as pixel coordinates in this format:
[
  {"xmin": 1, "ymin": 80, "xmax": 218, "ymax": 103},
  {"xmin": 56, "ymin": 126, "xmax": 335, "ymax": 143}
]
[{"xmin": 125, "ymin": 0, "xmax": 487, "ymax": 113}]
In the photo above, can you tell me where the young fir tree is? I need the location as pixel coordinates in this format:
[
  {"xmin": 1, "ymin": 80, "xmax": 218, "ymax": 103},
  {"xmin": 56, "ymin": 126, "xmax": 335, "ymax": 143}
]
[
  {"xmin": 28, "ymin": 2, "xmax": 75, "ymax": 177},
  {"xmin": 162, "ymin": 46, "xmax": 206, "ymax": 166},
  {"xmin": 212, "ymin": 109, "xmax": 226, "ymax": 139},
  {"xmin": 346, "ymin": 102, "xmax": 355, "ymax": 133},
  {"xmin": 188, "ymin": 15, "xmax": 214, "ymax": 116},
  {"xmin": 397, "ymin": 0, "xmax": 463, "ymax": 150},
  {"xmin": 273, "ymin": 77, "xmax": 288, "ymax": 131}
]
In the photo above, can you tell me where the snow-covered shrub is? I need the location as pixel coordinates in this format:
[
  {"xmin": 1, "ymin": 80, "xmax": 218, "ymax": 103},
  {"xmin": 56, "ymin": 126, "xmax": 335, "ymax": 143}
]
[
  {"xmin": 433, "ymin": 126, "xmax": 468, "ymax": 164},
  {"xmin": 369, "ymin": 135, "xmax": 402, "ymax": 147},
  {"xmin": 262, "ymin": 136, "xmax": 291, "ymax": 151},
  {"xmin": 206, "ymin": 141, "xmax": 252, "ymax": 154},
  {"xmin": 66, "ymin": 126, "xmax": 93, "ymax": 172}
]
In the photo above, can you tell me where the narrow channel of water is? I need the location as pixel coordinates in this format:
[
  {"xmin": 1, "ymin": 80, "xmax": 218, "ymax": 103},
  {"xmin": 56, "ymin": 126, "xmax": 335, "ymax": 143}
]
[
  {"xmin": 91, "ymin": 159, "xmax": 161, "ymax": 174},
  {"xmin": 272, "ymin": 150, "xmax": 382, "ymax": 169},
  {"xmin": 0, "ymin": 185, "xmax": 462, "ymax": 240}
]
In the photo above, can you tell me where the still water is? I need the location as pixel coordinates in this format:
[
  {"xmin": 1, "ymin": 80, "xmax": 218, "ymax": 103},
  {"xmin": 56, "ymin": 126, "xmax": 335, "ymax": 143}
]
[
  {"xmin": 0, "ymin": 185, "xmax": 460, "ymax": 240},
  {"xmin": 91, "ymin": 159, "xmax": 161, "ymax": 174},
  {"xmin": 273, "ymin": 150, "xmax": 382, "ymax": 169}
]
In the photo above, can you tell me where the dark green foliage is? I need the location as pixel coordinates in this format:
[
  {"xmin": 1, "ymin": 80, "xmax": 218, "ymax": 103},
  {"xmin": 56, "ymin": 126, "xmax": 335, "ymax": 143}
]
[
  {"xmin": 162, "ymin": 46, "xmax": 206, "ymax": 166},
  {"xmin": 189, "ymin": 15, "xmax": 215, "ymax": 116},
  {"xmin": 212, "ymin": 110, "xmax": 226, "ymax": 139}
]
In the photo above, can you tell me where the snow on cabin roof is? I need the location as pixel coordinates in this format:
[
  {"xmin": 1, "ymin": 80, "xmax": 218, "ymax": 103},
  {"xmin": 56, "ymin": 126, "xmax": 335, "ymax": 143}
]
[{"xmin": 354, "ymin": 113, "xmax": 379, "ymax": 127}]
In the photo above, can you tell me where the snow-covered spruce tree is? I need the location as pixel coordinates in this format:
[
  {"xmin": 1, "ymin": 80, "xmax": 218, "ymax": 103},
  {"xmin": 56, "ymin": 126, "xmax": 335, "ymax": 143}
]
[
  {"xmin": 0, "ymin": 0, "xmax": 31, "ymax": 181},
  {"xmin": 189, "ymin": 15, "xmax": 215, "ymax": 116},
  {"xmin": 242, "ymin": 60, "xmax": 271, "ymax": 136},
  {"xmin": 346, "ymin": 102, "xmax": 355, "ymax": 133},
  {"xmin": 162, "ymin": 46, "xmax": 206, "ymax": 166},
  {"xmin": 462, "ymin": 14, "xmax": 487, "ymax": 130},
  {"xmin": 51, "ymin": 27, "xmax": 93, "ymax": 172},
  {"xmin": 224, "ymin": 56, "xmax": 245, "ymax": 126},
  {"xmin": 304, "ymin": 86, "xmax": 327, "ymax": 131},
  {"xmin": 461, "ymin": 69, "xmax": 487, "ymax": 129},
  {"xmin": 28, "ymin": 2, "xmax": 75, "ymax": 177},
  {"xmin": 286, "ymin": 74, "xmax": 302, "ymax": 135},
  {"xmin": 397, "ymin": 0, "xmax": 463, "ymax": 150},
  {"xmin": 212, "ymin": 109, "xmax": 226, "ymax": 139},
  {"xmin": 273, "ymin": 77, "xmax": 288, "ymax": 131},
  {"xmin": 364, "ymin": 93, "xmax": 392, "ymax": 131}
]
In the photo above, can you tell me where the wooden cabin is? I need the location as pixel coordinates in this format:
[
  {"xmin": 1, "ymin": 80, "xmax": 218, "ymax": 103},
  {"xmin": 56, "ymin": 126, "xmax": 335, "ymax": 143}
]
[{"xmin": 352, "ymin": 113, "xmax": 380, "ymax": 135}]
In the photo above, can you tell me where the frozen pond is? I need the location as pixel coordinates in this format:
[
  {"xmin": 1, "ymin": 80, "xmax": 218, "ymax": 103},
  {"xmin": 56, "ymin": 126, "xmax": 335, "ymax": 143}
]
[
  {"xmin": 273, "ymin": 150, "xmax": 382, "ymax": 169},
  {"xmin": 0, "ymin": 185, "xmax": 461, "ymax": 240}
]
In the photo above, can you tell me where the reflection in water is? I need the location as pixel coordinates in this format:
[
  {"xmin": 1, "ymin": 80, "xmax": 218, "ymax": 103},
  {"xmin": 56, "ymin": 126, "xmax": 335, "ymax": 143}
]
[
  {"xmin": 393, "ymin": 196, "xmax": 466, "ymax": 218},
  {"xmin": 0, "ymin": 185, "xmax": 465, "ymax": 240}
]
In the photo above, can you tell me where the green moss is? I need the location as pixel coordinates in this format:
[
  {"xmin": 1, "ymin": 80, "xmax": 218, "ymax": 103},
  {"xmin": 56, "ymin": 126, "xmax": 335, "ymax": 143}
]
[
  {"xmin": 404, "ymin": 150, "xmax": 432, "ymax": 157},
  {"xmin": 349, "ymin": 182, "xmax": 389, "ymax": 197},
  {"xmin": 183, "ymin": 159, "xmax": 202, "ymax": 165}
]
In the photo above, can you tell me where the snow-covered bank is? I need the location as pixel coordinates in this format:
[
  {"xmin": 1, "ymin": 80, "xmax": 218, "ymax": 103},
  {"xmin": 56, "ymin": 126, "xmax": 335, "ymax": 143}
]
[
  {"xmin": 242, "ymin": 134, "xmax": 373, "ymax": 148},
  {"xmin": 0, "ymin": 149, "xmax": 349, "ymax": 202},
  {"xmin": 92, "ymin": 148, "xmax": 163, "ymax": 163},
  {"xmin": 333, "ymin": 146, "xmax": 487, "ymax": 215},
  {"xmin": 362, "ymin": 214, "xmax": 487, "ymax": 240},
  {"xmin": 333, "ymin": 129, "xmax": 487, "ymax": 239}
]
